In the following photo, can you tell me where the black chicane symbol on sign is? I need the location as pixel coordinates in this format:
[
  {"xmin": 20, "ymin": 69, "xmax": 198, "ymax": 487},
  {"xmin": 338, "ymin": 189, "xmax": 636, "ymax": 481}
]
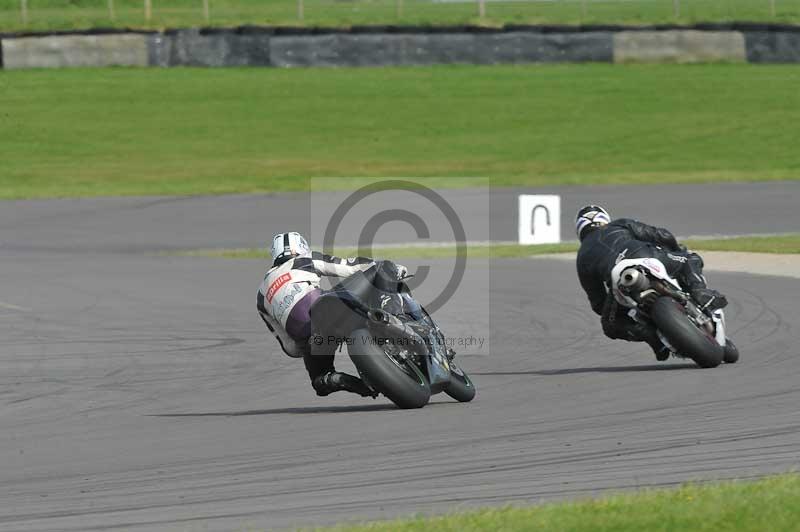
[{"xmin": 530, "ymin": 204, "xmax": 551, "ymax": 235}]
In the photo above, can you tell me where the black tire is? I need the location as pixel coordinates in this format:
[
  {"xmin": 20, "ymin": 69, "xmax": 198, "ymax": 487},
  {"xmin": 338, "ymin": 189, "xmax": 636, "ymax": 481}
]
[
  {"xmin": 444, "ymin": 362, "xmax": 476, "ymax": 403},
  {"xmin": 347, "ymin": 328, "xmax": 431, "ymax": 409},
  {"xmin": 650, "ymin": 297, "xmax": 724, "ymax": 369},
  {"xmin": 724, "ymin": 339, "xmax": 740, "ymax": 364}
]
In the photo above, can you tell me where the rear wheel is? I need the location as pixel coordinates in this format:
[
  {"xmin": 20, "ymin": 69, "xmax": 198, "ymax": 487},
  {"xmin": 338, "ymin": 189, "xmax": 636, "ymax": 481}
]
[
  {"xmin": 444, "ymin": 362, "xmax": 476, "ymax": 403},
  {"xmin": 723, "ymin": 339, "xmax": 740, "ymax": 364},
  {"xmin": 650, "ymin": 297, "xmax": 724, "ymax": 369},
  {"xmin": 347, "ymin": 328, "xmax": 431, "ymax": 409}
]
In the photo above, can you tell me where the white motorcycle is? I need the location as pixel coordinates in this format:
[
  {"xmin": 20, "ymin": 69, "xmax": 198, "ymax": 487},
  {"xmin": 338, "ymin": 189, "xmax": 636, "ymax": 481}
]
[{"xmin": 611, "ymin": 257, "xmax": 739, "ymax": 368}]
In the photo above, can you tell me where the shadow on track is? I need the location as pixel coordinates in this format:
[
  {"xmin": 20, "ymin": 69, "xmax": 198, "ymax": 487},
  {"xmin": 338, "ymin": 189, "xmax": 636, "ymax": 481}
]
[
  {"xmin": 151, "ymin": 401, "xmax": 457, "ymax": 417},
  {"xmin": 150, "ymin": 404, "xmax": 399, "ymax": 417},
  {"xmin": 474, "ymin": 363, "xmax": 697, "ymax": 376}
]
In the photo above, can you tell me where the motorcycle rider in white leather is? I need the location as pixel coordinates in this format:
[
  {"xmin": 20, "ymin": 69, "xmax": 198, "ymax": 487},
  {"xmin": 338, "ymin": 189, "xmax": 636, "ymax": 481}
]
[{"xmin": 257, "ymin": 232, "xmax": 408, "ymax": 397}]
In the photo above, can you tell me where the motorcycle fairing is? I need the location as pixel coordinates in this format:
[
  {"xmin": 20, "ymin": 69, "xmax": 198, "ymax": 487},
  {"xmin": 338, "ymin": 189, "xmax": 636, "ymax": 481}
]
[{"xmin": 610, "ymin": 258, "xmax": 681, "ymax": 308}]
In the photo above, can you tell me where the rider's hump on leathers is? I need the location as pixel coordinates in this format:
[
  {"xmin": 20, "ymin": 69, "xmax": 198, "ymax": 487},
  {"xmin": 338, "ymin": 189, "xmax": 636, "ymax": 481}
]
[{"xmin": 576, "ymin": 218, "xmax": 681, "ymax": 315}]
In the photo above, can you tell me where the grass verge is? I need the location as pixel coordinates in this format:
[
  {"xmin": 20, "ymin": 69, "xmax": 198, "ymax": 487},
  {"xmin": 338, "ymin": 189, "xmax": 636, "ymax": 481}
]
[
  {"xmin": 683, "ymin": 234, "xmax": 800, "ymax": 254},
  {"xmin": 174, "ymin": 234, "xmax": 800, "ymax": 260},
  {"xmin": 2, "ymin": 0, "xmax": 800, "ymax": 32},
  {"xmin": 2, "ymin": 65, "xmax": 800, "ymax": 199},
  {"xmin": 317, "ymin": 474, "xmax": 800, "ymax": 532}
]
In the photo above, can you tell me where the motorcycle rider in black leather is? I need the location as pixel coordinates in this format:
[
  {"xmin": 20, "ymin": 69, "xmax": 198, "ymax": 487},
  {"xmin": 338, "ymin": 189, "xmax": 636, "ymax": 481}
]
[{"xmin": 575, "ymin": 205, "xmax": 728, "ymax": 361}]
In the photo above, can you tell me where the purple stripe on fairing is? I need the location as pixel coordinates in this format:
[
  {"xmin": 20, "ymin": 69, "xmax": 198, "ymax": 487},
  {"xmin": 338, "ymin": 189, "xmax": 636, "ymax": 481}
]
[{"xmin": 285, "ymin": 288, "xmax": 322, "ymax": 340}]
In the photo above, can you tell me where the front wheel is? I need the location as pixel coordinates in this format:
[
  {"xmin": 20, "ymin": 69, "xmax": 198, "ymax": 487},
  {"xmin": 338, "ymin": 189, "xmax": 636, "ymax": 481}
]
[
  {"xmin": 347, "ymin": 328, "xmax": 431, "ymax": 409},
  {"xmin": 650, "ymin": 297, "xmax": 724, "ymax": 369},
  {"xmin": 444, "ymin": 362, "xmax": 476, "ymax": 403}
]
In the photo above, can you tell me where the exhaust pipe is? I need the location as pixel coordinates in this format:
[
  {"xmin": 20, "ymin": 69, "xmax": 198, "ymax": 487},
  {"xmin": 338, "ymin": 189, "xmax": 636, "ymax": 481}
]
[{"xmin": 620, "ymin": 267, "xmax": 650, "ymax": 292}]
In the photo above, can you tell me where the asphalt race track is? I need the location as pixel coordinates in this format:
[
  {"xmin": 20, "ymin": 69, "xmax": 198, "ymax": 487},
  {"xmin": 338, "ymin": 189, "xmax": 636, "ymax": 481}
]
[
  {"xmin": 0, "ymin": 183, "xmax": 799, "ymax": 531},
  {"xmin": 1, "ymin": 181, "xmax": 797, "ymax": 251}
]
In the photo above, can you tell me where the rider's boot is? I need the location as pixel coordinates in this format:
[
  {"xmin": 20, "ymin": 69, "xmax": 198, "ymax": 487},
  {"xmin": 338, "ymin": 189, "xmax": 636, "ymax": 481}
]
[
  {"xmin": 683, "ymin": 253, "xmax": 728, "ymax": 312},
  {"xmin": 630, "ymin": 322, "xmax": 672, "ymax": 361},
  {"xmin": 312, "ymin": 371, "xmax": 376, "ymax": 398},
  {"xmin": 304, "ymin": 330, "xmax": 377, "ymax": 398},
  {"xmin": 648, "ymin": 339, "xmax": 673, "ymax": 362},
  {"xmin": 690, "ymin": 288, "xmax": 728, "ymax": 312}
]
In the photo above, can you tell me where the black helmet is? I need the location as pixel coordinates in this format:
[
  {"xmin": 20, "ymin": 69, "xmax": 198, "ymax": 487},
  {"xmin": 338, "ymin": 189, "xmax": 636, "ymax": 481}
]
[{"xmin": 575, "ymin": 205, "xmax": 611, "ymax": 241}]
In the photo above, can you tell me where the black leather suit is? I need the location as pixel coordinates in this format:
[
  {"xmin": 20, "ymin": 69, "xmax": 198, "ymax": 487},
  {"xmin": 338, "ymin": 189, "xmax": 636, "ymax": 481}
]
[{"xmin": 576, "ymin": 219, "xmax": 707, "ymax": 348}]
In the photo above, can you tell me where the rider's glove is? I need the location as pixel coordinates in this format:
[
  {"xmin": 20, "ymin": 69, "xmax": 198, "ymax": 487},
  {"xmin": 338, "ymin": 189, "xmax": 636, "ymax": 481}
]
[{"xmin": 396, "ymin": 264, "xmax": 409, "ymax": 280}]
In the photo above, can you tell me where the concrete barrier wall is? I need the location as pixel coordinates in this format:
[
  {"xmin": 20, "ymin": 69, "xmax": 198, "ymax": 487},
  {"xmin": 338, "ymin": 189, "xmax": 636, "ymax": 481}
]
[
  {"xmin": 269, "ymin": 32, "xmax": 613, "ymax": 67},
  {"xmin": 614, "ymin": 30, "xmax": 746, "ymax": 63},
  {"xmin": 3, "ymin": 34, "xmax": 148, "ymax": 69},
  {"xmin": 745, "ymin": 32, "xmax": 800, "ymax": 63},
  {"xmin": 1, "ymin": 26, "xmax": 799, "ymax": 69},
  {"xmin": 149, "ymin": 30, "xmax": 272, "ymax": 67}
]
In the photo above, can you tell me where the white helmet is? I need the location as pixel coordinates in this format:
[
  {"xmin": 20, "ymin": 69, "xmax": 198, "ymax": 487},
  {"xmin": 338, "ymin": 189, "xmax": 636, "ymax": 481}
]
[{"xmin": 270, "ymin": 232, "xmax": 310, "ymax": 265}]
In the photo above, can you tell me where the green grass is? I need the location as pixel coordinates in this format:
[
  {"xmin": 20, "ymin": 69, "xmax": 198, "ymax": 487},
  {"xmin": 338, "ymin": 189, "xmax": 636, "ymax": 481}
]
[
  {"xmin": 2, "ymin": 0, "xmax": 800, "ymax": 32},
  {"xmin": 2, "ymin": 65, "xmax": 800, "ymax": 199},
  {"xmin": 175, "ymin": 234, "xmax": 800, "ymax": 259},
  {"xmin": 318, "ymin": 474, "xmax": 800, "ymax": 532},
  {"xmin": 685, "ymin": 234, "xmax": 800, "ymax": 253}
]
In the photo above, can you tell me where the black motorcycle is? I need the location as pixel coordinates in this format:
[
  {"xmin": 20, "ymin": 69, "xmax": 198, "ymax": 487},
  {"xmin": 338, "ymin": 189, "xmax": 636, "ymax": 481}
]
[{"xmin": 309, "ymin": 262, "xmax": 476, "ymax": 409}]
